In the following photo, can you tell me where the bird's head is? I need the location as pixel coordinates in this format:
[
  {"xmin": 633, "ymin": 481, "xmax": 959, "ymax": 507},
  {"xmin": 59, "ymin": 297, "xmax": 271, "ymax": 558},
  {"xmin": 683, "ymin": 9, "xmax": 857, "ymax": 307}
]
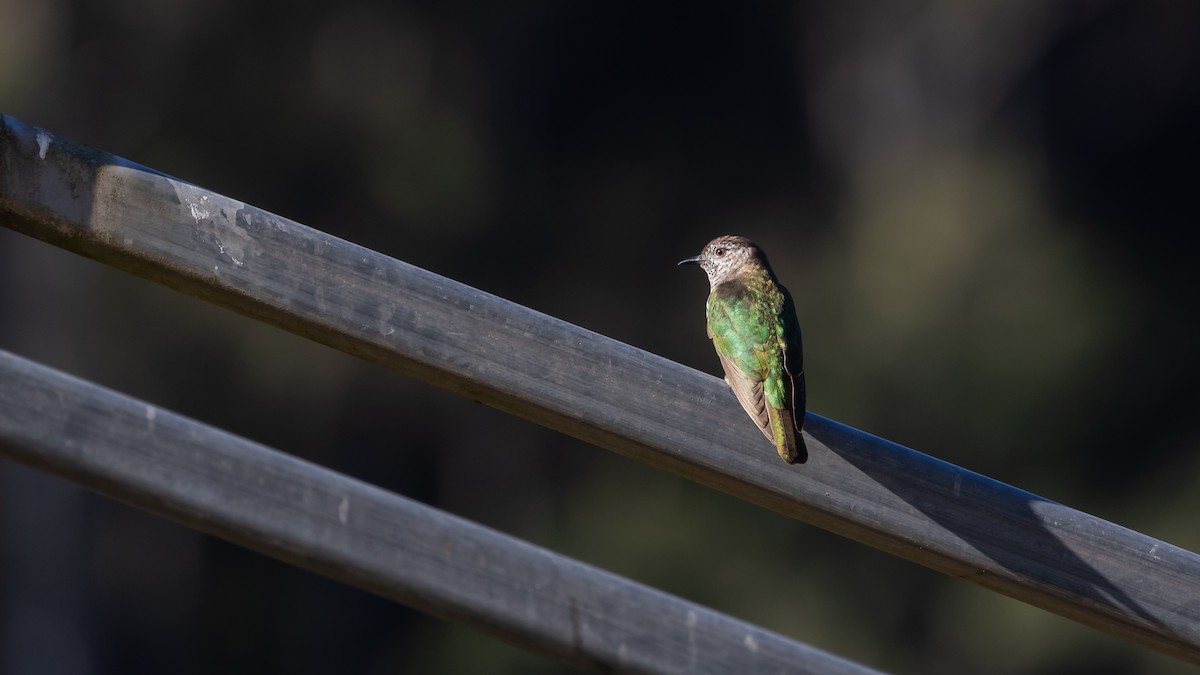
[{"xmin": 677, "ymin": 235, "xmax": 765, "ymax": 288}]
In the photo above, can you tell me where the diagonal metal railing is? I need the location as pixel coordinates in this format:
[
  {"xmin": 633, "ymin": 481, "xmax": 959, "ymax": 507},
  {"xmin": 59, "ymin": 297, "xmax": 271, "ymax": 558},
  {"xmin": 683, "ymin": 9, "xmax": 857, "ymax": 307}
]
[
  {"xmin": 1, "ymin": 114, "xmax": 1198, "ymax": 668},
  {"xmin": 0, "ymin": 348, "xmax": 879, "ymax": 675}
]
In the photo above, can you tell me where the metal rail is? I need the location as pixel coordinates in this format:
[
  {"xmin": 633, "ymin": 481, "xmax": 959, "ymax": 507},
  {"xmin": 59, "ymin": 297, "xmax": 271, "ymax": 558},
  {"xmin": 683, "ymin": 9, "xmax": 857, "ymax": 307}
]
[{"xmin": 0, "ymin": 350, "xmax": 879, "ymax": 674}]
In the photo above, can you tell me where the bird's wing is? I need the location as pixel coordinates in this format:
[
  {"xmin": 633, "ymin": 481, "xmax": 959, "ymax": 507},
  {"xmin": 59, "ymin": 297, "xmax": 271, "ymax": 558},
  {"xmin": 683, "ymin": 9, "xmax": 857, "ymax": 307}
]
[
  {"xmin": 707, "ymin": 280, "xmax": 775, "ymax": 443},
  {"xmin": 715, "ymin": 348, "xmax": 774, "ymax": 443},
  {"xmin": 778, "ymin": 285, "xmax": 806, "ymax": 432}
]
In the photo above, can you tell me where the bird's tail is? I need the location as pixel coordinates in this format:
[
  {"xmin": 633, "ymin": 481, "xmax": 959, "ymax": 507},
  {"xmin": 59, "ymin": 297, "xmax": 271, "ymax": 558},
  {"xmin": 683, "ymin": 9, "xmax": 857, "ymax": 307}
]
[{"xmin": 769, "ymin": 406, "xmax": 807, "ymax": 464}]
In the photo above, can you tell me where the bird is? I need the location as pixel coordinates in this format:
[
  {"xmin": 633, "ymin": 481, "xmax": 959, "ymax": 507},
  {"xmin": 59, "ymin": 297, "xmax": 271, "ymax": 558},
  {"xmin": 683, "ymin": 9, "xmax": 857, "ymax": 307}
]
[{"xmin": 679, "ymin": 235, "xmax": 806, "ymax": 464}]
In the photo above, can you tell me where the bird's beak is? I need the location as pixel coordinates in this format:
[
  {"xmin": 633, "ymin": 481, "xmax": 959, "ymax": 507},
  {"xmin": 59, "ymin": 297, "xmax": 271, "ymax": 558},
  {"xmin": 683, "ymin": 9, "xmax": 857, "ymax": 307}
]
[{"xmin": 677, "ymin": 255, "xmax": 701, "ymax": 266}]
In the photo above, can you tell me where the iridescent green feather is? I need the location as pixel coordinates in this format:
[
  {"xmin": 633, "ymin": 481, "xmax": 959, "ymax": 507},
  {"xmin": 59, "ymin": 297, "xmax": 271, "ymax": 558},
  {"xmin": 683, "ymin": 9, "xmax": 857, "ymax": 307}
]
[
  {"xmin": 706, "ymin": 268, "xmax": 804, "ymax": 463},
  {"xmin": 708, "ymin": 270, "xmax": 788, "ymax": 408}
]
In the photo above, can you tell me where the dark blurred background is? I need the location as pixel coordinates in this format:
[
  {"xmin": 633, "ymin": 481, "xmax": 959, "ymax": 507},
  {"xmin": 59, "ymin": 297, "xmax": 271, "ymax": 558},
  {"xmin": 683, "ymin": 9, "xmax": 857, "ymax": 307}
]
[{"xmin": 2, "ymin": 1, "xmax": 1199, "ymax": 673}]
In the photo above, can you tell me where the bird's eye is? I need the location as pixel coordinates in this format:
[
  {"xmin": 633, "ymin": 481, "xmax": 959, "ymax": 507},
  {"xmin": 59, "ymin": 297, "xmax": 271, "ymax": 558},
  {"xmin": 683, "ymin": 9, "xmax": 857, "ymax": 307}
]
[{"xmin": 714, "ymin": 248, "xmax": 726, "ymax": 257}]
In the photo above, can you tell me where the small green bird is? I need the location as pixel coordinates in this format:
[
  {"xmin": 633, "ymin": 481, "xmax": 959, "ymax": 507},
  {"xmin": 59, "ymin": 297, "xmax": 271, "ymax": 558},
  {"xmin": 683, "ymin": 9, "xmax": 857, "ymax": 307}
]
[{"xmin": 679, "ymin": 235, "xmax": 807, "ymax": 464}]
